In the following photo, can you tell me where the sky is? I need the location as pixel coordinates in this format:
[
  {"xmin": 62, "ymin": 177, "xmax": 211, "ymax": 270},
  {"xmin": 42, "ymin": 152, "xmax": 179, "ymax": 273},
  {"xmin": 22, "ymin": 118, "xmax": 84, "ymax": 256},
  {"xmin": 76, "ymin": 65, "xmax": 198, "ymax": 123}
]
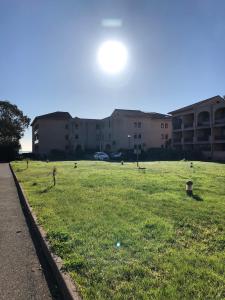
[{"xmin": 1, "ymin": 0, "xmax": 225, "ymax": 151}]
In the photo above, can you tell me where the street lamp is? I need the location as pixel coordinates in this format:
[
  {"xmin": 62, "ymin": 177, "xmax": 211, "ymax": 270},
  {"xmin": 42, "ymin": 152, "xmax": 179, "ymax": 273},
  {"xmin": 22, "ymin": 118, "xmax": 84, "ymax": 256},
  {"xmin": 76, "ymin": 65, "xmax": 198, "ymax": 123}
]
[
  {"xmin": 128, "ymin": 135, "xmax": 131, "ymax": 161},
  {"xmin": 128, "ymin": 134, "xmax": 139, "ymax": 167},
  {"xmin": 128, "ymin": 135, "xmax": 131, "ymax": 149},
  {"xmin": 136, "ymin": 145, "xmax": 139, "ymax": 168}
]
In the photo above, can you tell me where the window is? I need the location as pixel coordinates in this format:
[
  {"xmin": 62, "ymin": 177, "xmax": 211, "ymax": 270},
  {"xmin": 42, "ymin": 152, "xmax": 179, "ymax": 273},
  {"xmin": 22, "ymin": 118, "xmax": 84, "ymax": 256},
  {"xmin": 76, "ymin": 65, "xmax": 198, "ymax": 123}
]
[
  {"xmin": 134, "ymin": 122, "xmax": 137, "ymax": 128},
  {"xmin": 75, "ymin": 134, "xmax": 79, "ymax": 139},
  {"xmin": 65, "ymin": 134, "xmax": 69, "ymax": 140},
  {"xmin": 165, "ymin": 134, "xmax": 168, "ymax": 140},
  {"xmin": 138, "ymin": 134, "xmax": 142, "ymax": 139},
  {"xmin": 112, "ymin": 140, "xmax": 116, "ymax": 145},
  {"xmin": 138, "ymin": 144, "xmax": 142, "ymax": 149},
  {"xmin": 134, "ymin": 144, "xmax": 137, "ymax": 149},
  {"xmin": 161, "ymin": 123, "xmax": 164, "ymax": 128},
  {"xmin": 134, "ymin": 134, "xmax": 137, "ymax": 139},
  {"xmin": 161, "ymin": 134, "xmax": 164, "ymax": 139},
  {"xmin": 75, "ymin": 123, "xmax": 79, "ymax": 129},
  {"xmin": 165, "ymin": 123, "xmax": 168, "ymax": 128},
  {"xmin": 138, "ymin": 122, "xmax": 141, "ymax": 128}
]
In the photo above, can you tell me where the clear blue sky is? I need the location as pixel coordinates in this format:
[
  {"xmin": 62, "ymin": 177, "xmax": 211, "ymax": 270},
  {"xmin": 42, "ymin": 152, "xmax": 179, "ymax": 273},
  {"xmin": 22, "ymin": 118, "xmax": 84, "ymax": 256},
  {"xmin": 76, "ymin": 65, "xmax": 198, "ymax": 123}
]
[{"xmin": 1, "ymin": 0, "xmax": 225, "ymax": 151}]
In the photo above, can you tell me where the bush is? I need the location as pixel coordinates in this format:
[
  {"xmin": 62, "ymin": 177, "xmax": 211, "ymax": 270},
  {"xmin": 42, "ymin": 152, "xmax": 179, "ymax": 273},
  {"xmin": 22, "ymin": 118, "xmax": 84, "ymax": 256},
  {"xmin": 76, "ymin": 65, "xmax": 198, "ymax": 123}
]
[{"xmin": 0, "ymin": 143, "xmax": 20, "ymax": 162}]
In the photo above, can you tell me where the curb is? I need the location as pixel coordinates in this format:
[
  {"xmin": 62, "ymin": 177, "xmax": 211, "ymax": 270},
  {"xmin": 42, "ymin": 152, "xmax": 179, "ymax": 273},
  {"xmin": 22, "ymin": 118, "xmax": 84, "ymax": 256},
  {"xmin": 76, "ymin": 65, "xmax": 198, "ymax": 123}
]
[{"xmin": 9, "ymin": 163, "xmax": 81, "ymax": 300}]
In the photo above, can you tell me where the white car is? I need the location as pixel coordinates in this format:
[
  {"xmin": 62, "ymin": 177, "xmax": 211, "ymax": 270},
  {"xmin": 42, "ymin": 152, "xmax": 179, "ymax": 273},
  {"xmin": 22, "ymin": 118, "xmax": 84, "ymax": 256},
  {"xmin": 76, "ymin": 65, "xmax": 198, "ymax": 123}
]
[
  {"xmin": 94, "ymin": 152, "xmax": 109, "ymax": 160},
  {"xmin": 110, "ymin": 152, "xmax": 122, "ymax": 159}
]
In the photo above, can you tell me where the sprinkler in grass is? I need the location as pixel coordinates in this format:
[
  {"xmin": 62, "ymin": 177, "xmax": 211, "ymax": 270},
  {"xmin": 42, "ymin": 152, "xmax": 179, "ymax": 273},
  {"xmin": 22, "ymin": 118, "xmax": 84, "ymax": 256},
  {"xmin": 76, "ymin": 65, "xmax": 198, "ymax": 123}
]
[
  {"xmin": 116, "ymin": 242, "xmax": 121, "ymax": 248},
  {"xmin": 190, "ymin": 162, "xmax": 193, "ymax": 168},
  {"xmin": 121, "ymin": 161, "xmax": 124, "ymax": 165},
  {"xmin": 46, "ymin": 159, "xmax": 49, "ymax": 163},
  {"xmin": 186, "ymin": 180, "xmax": 193, "ymax": 196},
  {"xmin": 26, "ymin": 160, "xmax": 29, "ymax": 169},
  {"xmin": 74, "ymin": 162, "xmax": 77, "ymax": 168},
  {"xmin": 52, "ymin": 167, "xmax": 57, "ymax": 186}
]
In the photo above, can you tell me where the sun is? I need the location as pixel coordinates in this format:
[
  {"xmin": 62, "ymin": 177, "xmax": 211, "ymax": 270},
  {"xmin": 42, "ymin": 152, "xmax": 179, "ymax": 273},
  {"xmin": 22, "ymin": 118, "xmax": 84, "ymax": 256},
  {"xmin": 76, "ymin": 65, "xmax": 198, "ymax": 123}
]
[{"xmin": 97, "ymin": 40, "xmax": 128, "ymax": 74}]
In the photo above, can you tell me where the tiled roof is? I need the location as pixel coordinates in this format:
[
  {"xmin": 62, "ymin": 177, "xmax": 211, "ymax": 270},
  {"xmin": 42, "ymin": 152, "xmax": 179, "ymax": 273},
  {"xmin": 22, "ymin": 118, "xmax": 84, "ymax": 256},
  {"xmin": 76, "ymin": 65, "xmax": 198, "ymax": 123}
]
[
  {"xmin": 31, "ymin": 111, "xmax": 72, "ymax": 125},
  {"xmin": 113, "ymin": 109, "xmax": 171, "ymax": 119},
  {"xmin": 168, "ymin": 95, "xmax": 224, "ymax": 114}
]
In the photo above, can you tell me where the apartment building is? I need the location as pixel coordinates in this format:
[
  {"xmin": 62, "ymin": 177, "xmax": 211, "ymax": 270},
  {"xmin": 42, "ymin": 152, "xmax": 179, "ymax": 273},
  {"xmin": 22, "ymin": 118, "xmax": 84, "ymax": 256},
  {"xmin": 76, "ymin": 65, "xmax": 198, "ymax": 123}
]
[
  {"xmin": 32, "ymin": 109, "xmax": 171, "ymax": 156},
  {"xmin": 169, "ymin": 95, "xmax": 225, "ymax": 161},
  {"xmin": 99, "ymin": 109, "xmax": 171, "ymax": 152},
  {"xmin": 32, "ymin": 112, "xmax": 72, "ymax": 155}
]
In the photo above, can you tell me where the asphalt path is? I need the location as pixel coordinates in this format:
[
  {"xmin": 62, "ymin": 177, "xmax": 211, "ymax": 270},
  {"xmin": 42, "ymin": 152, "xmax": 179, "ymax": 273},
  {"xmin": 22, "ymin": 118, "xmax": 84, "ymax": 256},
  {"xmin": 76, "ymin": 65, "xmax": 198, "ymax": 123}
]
[{"xmin": 0, "ymin": 163, "xmax": 53, "ymax": 300}]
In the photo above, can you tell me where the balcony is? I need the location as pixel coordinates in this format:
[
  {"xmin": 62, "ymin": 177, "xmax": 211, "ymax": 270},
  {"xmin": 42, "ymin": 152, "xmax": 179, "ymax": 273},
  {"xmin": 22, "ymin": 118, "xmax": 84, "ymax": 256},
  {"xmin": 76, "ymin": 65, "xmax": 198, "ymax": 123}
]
[
  {"xmin": 172, "ymin": 117, "xmax": 182, "ymax": 131},
  {"xmin": 183, "ymin": 123, "xmax": 194, "ymax": 129},
  {"xmin": 214, "ymin": 117, "xmax": 225, "ymax": 125},
  {"xmin": 173, "ymin": 125, "xmax": 182, "ymax": 131},
  {"xmin": 197, "ymin": 111, "xmax": 210, "ymax": 128},
  {"xmin": 214, "ymin": 107, "xmax": 225, "ymax": 126},
  {"xmin": 197, "ymin": 121, "xmax": 210, "ymax": 127},
  {"xmin": 197, "ymin": 136, "xmax": 210, "ymax": 142},
  {"xmin": 214, "ymin": 135, "xmax": 225, "ymax": 143},
  {"xmin": 214, "ymin": 135, "xmax": 225, "ymax": 140},
  {"xmin": 173, "ymin": 138, "xmax": 182, "ymax": 144},
  {"xmin": 183, "ymin": 137, "xmax": 194, "ymax": 143}
]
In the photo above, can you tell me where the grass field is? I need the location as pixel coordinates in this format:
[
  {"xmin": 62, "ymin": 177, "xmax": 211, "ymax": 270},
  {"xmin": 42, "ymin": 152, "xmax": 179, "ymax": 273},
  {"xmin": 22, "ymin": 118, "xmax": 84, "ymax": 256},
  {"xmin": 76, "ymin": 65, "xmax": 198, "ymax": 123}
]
[{"xmin": 12, "ymin": 160, "xmax": 225, "ymax": 300}]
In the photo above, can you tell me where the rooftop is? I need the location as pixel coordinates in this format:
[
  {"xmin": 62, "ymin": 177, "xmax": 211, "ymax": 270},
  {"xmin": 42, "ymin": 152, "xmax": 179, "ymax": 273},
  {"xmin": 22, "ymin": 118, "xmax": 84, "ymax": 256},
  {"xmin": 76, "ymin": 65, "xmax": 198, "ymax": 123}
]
[
  {"xmin": 168, "ymin": 95, "xmax": 225, "ymax": 114},
  {"xmin": 112, "ymin": 109, "xmax": 171, "ymax": 119},
  {"xmin": 31, "ymin": 111, "xmax": 72, "ymax": 125}
]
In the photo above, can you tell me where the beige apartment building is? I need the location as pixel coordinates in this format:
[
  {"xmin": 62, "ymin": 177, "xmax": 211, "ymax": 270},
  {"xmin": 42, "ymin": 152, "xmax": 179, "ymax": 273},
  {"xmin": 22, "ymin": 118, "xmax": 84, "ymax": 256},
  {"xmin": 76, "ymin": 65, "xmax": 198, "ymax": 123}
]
[
  {"xmin": 169, "ymin": 95, "xmax": 225, "ymax": 161},
  {"xmin": 32, "ymin": 109, "xmax": 171, "ymax": 156},
  {"xmin": 32, "ymin": 112, "xmax": 72, "ymax": 155}
]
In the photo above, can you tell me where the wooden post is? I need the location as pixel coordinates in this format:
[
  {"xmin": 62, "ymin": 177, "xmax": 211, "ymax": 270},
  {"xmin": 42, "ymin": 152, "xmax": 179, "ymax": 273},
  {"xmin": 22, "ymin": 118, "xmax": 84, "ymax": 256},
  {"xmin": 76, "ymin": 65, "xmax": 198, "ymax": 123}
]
[{"xmin": 53, "ymin": 167, "xmax": 57, "ymax": 186}]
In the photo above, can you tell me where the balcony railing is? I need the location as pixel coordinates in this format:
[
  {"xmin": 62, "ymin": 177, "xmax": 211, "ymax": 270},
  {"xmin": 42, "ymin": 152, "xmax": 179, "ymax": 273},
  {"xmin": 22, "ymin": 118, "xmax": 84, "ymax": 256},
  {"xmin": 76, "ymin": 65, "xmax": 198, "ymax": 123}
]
[
  {"xmin": 183, "ymin": 123, "xmax": 194, "ymax": 129},
  {"xmin": 197, "ymin": 136, "xmax": 210, "ymax": 142},
  {"xmin": 197, "ymin": 120, "xmax": 210, "ymax": 127},
  {"xmin": 214, "ymin": 117, "xmax": 225, "ymax": 125},
  {"xmin": 173, "ymin": 138, "xmax": 182, "ymax": 144},
  {"xmin": 214, "ymin": 135, "xmax": 225, "ymax": 140},
  {"xmin": 173, "ymin": 125, "xmax": 182, "ymax": 130},
  {"xmin": 183, "ymin": 137, "xmax": 194, "ymax": 143}
]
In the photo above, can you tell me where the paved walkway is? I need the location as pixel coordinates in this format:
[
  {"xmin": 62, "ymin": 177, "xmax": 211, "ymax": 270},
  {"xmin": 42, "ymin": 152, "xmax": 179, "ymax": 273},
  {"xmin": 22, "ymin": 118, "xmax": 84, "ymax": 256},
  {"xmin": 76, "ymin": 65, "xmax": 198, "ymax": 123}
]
[{"xmin": 0, "ymin": 163, "xmax": 53, "ymax": 300}]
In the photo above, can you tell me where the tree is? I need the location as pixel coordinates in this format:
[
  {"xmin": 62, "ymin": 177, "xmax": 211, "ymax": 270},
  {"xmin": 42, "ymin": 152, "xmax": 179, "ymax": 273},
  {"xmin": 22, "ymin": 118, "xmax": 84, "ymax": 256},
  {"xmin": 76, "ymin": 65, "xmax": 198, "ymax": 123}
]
[{"xmin": 0, "ymin": 100, "xmax": 30, "ymax": 161}]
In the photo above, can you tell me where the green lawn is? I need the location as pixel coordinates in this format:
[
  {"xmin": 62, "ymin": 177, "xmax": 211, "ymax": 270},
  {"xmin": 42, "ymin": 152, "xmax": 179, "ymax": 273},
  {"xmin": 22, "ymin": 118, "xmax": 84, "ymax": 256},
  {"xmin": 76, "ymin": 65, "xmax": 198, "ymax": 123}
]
[{"xmin": 12, "ymin": 160, "xmax": 225, "ymax": 300}]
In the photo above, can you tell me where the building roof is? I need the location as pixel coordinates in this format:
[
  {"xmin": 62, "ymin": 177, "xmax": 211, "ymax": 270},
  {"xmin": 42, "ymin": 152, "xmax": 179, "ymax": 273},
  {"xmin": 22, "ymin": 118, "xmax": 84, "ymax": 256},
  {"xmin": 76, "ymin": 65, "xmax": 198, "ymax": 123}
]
[
  {"xmin": 112, "ymin": 109, "xmax": 171, "ymax": 119},
  {"xmin": 168, "ymin": 95, "xmax": 225, "ymax": 115},
  {"xmin": 31, "ymin": 111, "xmax": 72, "ymax": 126},
  {"xmin": 73, "ymin": 117, "xmax": 101, "ymax": 122}
]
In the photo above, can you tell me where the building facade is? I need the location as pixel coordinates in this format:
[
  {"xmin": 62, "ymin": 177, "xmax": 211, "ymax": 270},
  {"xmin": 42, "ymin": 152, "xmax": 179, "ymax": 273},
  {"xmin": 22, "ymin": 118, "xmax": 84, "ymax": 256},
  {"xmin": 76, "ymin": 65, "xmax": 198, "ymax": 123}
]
[
  {"xmin": 32, "ymin": 112, "xmax": 72, "ymax": 155},
  {"xmin": 169, "ymin": 95, "xmax": 225, "ymax": 161},
  {"xmin": 32, "ymin": 109, "xmax": 172, "ymax": 156}
]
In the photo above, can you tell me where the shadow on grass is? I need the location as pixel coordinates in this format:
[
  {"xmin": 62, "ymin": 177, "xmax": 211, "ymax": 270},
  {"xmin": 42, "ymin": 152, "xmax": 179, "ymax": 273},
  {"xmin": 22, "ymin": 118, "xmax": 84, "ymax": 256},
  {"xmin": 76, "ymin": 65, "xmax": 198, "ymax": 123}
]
[
  {"xmin": 39, "ymin": 185, "xmax": 54, "ymax": 194},
  {"xmin": 16, "ymin": 167, "xmax": 28, "ymax": 172},
  {"xmin": 192, "ymin": 194, "xmax": 203, "ymax": 201}
]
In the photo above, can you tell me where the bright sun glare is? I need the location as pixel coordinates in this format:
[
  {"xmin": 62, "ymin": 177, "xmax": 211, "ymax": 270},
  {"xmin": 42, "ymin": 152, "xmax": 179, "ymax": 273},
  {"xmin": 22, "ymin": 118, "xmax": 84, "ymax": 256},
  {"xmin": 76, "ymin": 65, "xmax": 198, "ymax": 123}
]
[{"xmin": 97, "ymin": 40, "xmax": 128, "ymax": 74}]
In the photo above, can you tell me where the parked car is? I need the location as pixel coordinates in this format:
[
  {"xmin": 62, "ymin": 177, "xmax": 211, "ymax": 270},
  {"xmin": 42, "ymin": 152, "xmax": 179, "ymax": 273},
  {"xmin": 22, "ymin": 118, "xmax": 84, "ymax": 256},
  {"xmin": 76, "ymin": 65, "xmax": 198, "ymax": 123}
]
[
  {"xmin": 110, "ymin": 152, "xmax": 123, "ymax": 159},
  {"xmin": 94, "ymin": 152, "xmax": 109, "ymax": 160}
]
